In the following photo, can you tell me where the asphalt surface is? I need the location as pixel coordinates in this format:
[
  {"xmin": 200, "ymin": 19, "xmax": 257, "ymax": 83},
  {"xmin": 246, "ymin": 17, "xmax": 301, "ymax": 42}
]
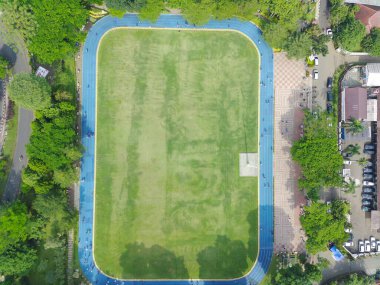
[
  {"xmin": 0, "ymin": 25, "xmax": 33, "ymax": 202},
  {"xmin": 79, "ymin": 14, "xmax": 274, "ymax": 285}
]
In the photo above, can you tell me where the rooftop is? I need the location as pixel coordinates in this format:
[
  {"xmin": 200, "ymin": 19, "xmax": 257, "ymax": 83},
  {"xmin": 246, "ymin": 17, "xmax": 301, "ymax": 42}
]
[{"xmin": 343, "ymin": 87, "xmax": 368, "ymax": 121}]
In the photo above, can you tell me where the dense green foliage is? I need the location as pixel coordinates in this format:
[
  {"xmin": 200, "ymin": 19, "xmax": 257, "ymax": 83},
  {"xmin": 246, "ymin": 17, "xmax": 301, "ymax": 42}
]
[
  {"xmin": 362, "ymin": 28, "xmax": 380, "ymax": 56},
  {"xmin": 284, "ymin": 32, "xmax": 312, "ymax": 59},
  {"xmin": 0, "ymin": 0, "xmax": 37, "ymax": 43},
  {"xmin": 300, "ymin": 201, "xmax": 350, "ymax": 254},
  {"xmin": 0, "ymin": 55, "xmax": 10, "ymax": 79},
  {"xmin": 334, "ymin": 16, "xmax": 366, "ymax": 51},
  {"xmin": 8, "ymin": 73, "xmax": 51, "ymax": 110},
  {"xmin": 291, "ymin": 111, "xmax": 343, "ymax": 198},
  {"xmin": 327, "ymin": 273, "xmax": 375, "ymax": 285},
  {"xmin": 28, "ymin": 0, "xmax": 88, "ymax": 63},
  {"xmin": 23, "ymin": 88, "xmax": 81, "ymax": 194},
  {"xmin": 0, "ymin": 244, "xmax": 38, "ymax": 276}
]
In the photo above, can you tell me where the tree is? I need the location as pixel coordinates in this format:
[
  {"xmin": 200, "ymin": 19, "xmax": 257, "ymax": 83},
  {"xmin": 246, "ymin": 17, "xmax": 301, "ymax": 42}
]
[
  {"xmin": 182, "ymin": 0, "xmax": 213, "ymax": 26},
  {"xmin": 346, "ymin": 117, "xmax": 364, "ymax": 134},
  {"xmin": 329, "ymin": 0, "xmax": 351, "ymax": 26},
  {"xmin": 344, "ymin": 144, "xmax": 360, "ymax": 156},
  {"xmin": 300, "ymin": 201, "xmax": 350, "ymax": 254},
  {"xmin": 105, "ymin": 0, "xmax": 146, "ymax": 11},
  {"xmin": 291, "ymin": 111, "xmax": 343, "ymax": 194},
  {"xmin": 28, "ymin": 0, "xmax": 88, "ymax": 63},
  {"xmin": 0, "ymin": 55, "xmax": 10, "ymax": 79},
  {"xmin": 312, "ymin": 34, "xmax": 330, "ymax": 56},
  {"xmin": 335, "ymin": 17, "xmax": 366, "ymax": 51},
  {"xmin": 274, "ymin": 264, "xmax": 312, "ymax": 285},
  {"xmin": 263, "ymin": 22, "xmax": 290, "ymax": 49},
  {"xmin": 284, "ymin": 32, "xmax": 313, "ymax": 59},
  {"xmin": 0, "ymin": 244, "xmax": 37, "ymax": 276},
  {"xmin": 358, "ymin": 157, "xmax": 368, "ymax": 166},
  {"xmin": 343, "ymin": 178, "xmax": 357, "ymax": 194},
  {"xmin": 139, "ymin": 0, "xmax": 163, "ymax": 22},
  {"xmin": 0, "ymin": 202, "xmax": 29, "ymax": 254},
  {"xmin": 0, "ymin": 0, "xmax": 37, "ymax": 43},
  {"xmin": 362, "ymin": 28, "xmax": 380, "ymax": 56},
  {"xmin": 8, "ymin": 73, "xmax": 51, "ymax": 110}
]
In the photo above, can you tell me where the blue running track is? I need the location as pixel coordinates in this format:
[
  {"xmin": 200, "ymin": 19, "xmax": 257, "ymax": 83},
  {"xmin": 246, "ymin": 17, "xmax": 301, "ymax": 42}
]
[{"xmin": 79, "ymin": 14, "xmax": 274, "ymax": 285}]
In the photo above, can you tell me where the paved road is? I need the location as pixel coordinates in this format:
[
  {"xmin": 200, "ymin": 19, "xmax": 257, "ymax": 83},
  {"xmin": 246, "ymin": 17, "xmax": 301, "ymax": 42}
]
[{"xmin": 0, "ymin": 25, "xmax": 33, "ymax": 202}]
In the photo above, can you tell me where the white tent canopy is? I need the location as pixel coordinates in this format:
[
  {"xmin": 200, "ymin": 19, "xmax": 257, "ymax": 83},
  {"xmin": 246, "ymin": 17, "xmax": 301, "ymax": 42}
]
[{"xmin": 365, "ymin": 64, "xmax": 380, "ymax": 87}]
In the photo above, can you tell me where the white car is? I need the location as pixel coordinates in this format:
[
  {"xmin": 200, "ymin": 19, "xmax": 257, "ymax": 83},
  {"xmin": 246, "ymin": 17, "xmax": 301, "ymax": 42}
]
[
  {"xmin": 313, "ymin": 69, "xmax": 319, "ymax": 80},
  {"xmin": 344, "ymin": 241, "xmax": 354, "ymax": 247},
  {"xmin": 365, "ymin": 240, "xmax": 371, "ymax": 252},
  {"xmin": 314, "ymin": 56, "xmax": 319, "ymax": 66},
  {"xmin": 371, "ymin": 236, "xmax": 377, "ymax": 249},
  {"xmin": 326, "ymin": 28, "xmax": 333, "ymax": 37},
  {"xmin": 377, "ymin": 241, "xmax": 380, "ymax": 252},
  {"xmin": 343, "ymin": 160, "xmax": 352, "ymax": 165},
  {"xmin": 359, "ymin": 240, "xmax": 365, "ymax": 252},
  {"xmin": 344, "ymin": 228, "xmax": 352, "ymax": 233},
  {"xmin": 363, "ymin": 181, "xmax": 375, "ymax": 186}
]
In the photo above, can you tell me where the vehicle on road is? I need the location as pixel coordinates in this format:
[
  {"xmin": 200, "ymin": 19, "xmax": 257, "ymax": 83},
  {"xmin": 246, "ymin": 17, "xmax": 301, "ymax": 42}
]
[
  {"xmin": 371, "ymin": 236, "xmax": 377, "ymax": 249},
  {"xmin": 364, "ymin": 149, "xmax": 375, "ymax": 155},
  {"xmin": 343, "ymin": 160, "xmax": 352, "ymax": 165},
  {"xmin": 363, "ymin": 168, "xmax": 374, "ymax": 174},
  {"xmin": 313, "ymin": 69, "xmax": 319, "ymax": 79},
  {"xmin": 314, "ymin": 56, "xmax": 319, "ymax": 66},
  {"xmin": 363, "ymin": 187, "xmax": 376, "ymax": 194},
  {"xmin": 344, "ymin": 152, "xmax": 354, "ymax": 158},
  {"xmin": 344, "ymin": 241, "xmax": 354, "ymax": 247},
  {"xmin": 327, "ymin": 77, "xmax": 333, "ymax": 88},
  {"xmin": 359, "ymin": 240, "xmax": 364, "ymax": 252},
  {"xmin": 362, "ymin": 199, "xmax": 373, "ymax": 206},
  {"xmin": 364, "ymin": 144, "xmax": 375, "ymax": 150},
  {"xmin": 362, "ymin": 193, "xmax": 374, "ymax": 199},
  {"xmin": 365, "ymin": 240, "xmax": 371, "ymax": 252},
  {"xmin": 344, "ymin": 227, "xmax": 352, "ymax": 233},
  {"xmin": 362, "ymin": 205, "xmax": 372, "ymax": 212},
  {"xmin": 363, "ymin": 174, "xmax": 374, "ymax": 180},
  {"xmin": 326, "ymin": 28, "xmax": 333, "ymax": 37},
  {"xmin": 363, "ymin": 181, "xmax": 375, "ymax": 186}
]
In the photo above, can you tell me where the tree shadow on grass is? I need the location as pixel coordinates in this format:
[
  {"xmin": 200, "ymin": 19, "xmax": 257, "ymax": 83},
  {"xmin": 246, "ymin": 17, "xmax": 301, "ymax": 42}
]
[
  {"xmin": 119, "ymin": 242, "xmax": 189, "ymax": 279},
  {"xmin": 247, "ymin": 209, "xmax": 259, "ymax": 262},
  {"xmin": 197, "ymin": 235, "xmax": 248, "ymax": 279}
]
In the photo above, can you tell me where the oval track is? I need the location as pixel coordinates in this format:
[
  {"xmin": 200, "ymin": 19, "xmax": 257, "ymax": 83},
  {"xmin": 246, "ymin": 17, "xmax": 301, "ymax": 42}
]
[{"xmin": 79, "ymin": 14, "xmax": 274, "ymax": 285}]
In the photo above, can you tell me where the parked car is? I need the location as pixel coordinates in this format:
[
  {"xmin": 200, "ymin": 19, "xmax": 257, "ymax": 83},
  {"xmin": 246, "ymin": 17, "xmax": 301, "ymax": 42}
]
[
  {"xmin": 371, "ymin": 236, "xmax": 377, "ymax": 249},
  {"xmin": 344, "ymin": 227, "xmax": 352, "ymax": 233},
  {"xmin": 363, "ymin": 168, "xmax": 374, "ymax": 174},
  {"xmin": 362, "ymin": 199, "xmax": 373, "ymax": 206},
  {"xmin": 344, "ymin": 241, "xmax": 354, "ymax": 247},
  {"xmin": 364, "ymin": 149, "xmax": 375, "ymax": 155},
  {"xmin": 343, "ymin": 160, "xmax": 352, "ymax": 165},
  {"xmin": 363, "ymin": 187, "xmax": 376, "ymax": 194},
  {"xmin": 327, "ymin": 91, "xmax": 333, "ymax": 101},
  {"xmin": 327, "ymin": 77, "xmax": 333, "ymax": 88},
  {"xmin": 327, "ymin": 103, "xmax": 332, "ymax": 113},
  {"xmin": 362, "ymin": 193, "xmax": 374, "ymax": 199},
  {"xmin": 314, "ymin": 56, "xmax": 319, "ymax": 66},
  {"xmin": 363, "ymin": 173, "xmax": 375, "ymax": 180},
  {"xmin": 365, "ymin": 240, "xmax": 371, "ymax": 252},
  {"xmin": 359, "ymin": 240, "xmax": 365, "ymax": 252},
  {"xmin": 344, "ymin": 152, "xmax": 353, "ymax": 158},
  {"xmin": 326, "ymin": 28, "xmax": 333, "ymax": 37},
  {"xmin": 364, "ymin": 144, "xmax": 376, "ymax": 150},
  {"xmin": 366, "ymin": 161, "xmax": 374, "ymax": 167},
  {"xmin": 377, "ymin": 241, "xmax": 380, "ymax": 252},
  {"xmin": 363, "ymin": 181, "xmax": 375, "ymax": 186},
  {"xmin": 362, "ymin": 205, "xmax": 372, "ymax": 212},
  {"xmin": 363, "ymin": 168, "xmax": 373, "ymax": 174},
  {"xmin": 313, "ymin": 69, "xmax": 319, "ymax": 79}
]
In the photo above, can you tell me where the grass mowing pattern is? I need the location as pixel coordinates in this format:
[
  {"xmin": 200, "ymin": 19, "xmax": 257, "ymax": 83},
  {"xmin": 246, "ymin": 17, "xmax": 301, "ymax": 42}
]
[{"xmin": 94, "ymin": 29, "xmax": 259, "ymax": 279}]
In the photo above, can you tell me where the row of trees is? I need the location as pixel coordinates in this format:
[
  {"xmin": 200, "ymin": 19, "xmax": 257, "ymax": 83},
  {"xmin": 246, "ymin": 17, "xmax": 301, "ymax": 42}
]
[
  {"xmin": 291, "ymin": 110, "xmax": 343, "ymax": 200},
  {"xmin": 103, "ymin": 0, "xmax": 325, "ymax": 59},
  {"xmin": 330, "ymin": 0, "xmax": 380, "ymax": 55}
]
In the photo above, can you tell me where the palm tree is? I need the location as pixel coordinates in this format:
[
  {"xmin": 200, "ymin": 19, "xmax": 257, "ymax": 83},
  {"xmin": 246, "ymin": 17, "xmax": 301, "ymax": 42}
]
[
  {"xmin": 346, "ymin": 117, "xmax": 364, "ymax": 134},
  {"xmin": 343, "ymin": 178, "xmax": 357, "ymax": 194},
  {"xmin": 345, "ymin": 144, "xmax": 360, "ymax": 155},
  {"xmin": 357, "ymin": 157, "xmax": 368, "ymax": 166}
]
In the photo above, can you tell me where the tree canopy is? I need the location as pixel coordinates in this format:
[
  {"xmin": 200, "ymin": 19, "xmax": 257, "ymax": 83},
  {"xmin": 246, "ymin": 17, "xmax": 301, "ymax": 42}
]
[
  {"xmin": 291, "ymin": 111, "xmax": 343, "ymax": 197},
  {"xmin": 327, "ymin": 273, "xmax": 375, "ymax": 285},
  {"xmin": 8, "ymin": 73, "xmax": 51, "ymax": 110},
  {"xmin": 300, "ymin": 201, "xmax": 350, "ymax": 254},
  {"xmin": 284, "ymin": 32, "xmax": 313, "ymax": 59},
  {"xmin": 362, "ymin": 28, "xmax": 380, "ymax": 56},
  {"xmin": 334, "ymin": 16, "xmax": 366, "ymax": 51},
  {"xmin": 273, "ymin": 261, "xmax": 325, "ymax": 285},
  {"xmin": 0, "ymin": 55, "xmax": 10, "ymax": 79},
  {"xmin": 28, "ymin": 0, "xmax": 88, "ymax": 63}
]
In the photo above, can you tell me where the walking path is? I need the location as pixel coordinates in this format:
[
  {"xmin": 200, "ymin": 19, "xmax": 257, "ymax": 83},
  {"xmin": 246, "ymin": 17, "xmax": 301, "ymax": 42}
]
[
  {"xmin": 273, "ymin": 53, "xmax": 310, "ymax": 253},
  {"xmin": 79, "ymin": 14, "xmax": 274, "ymax": 285}
]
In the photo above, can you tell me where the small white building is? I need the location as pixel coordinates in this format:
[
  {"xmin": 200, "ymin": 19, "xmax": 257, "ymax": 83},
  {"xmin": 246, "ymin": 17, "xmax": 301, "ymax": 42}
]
[{"xmin": 365, "ymin": 63, "xmax": 380, "ymax": 87}]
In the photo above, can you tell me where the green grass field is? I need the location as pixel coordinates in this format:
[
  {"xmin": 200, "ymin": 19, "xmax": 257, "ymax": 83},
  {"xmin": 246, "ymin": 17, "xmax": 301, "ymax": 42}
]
[{"xmin": 94, "ymin": 29, "xmax": 259, "ymax": 279}]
